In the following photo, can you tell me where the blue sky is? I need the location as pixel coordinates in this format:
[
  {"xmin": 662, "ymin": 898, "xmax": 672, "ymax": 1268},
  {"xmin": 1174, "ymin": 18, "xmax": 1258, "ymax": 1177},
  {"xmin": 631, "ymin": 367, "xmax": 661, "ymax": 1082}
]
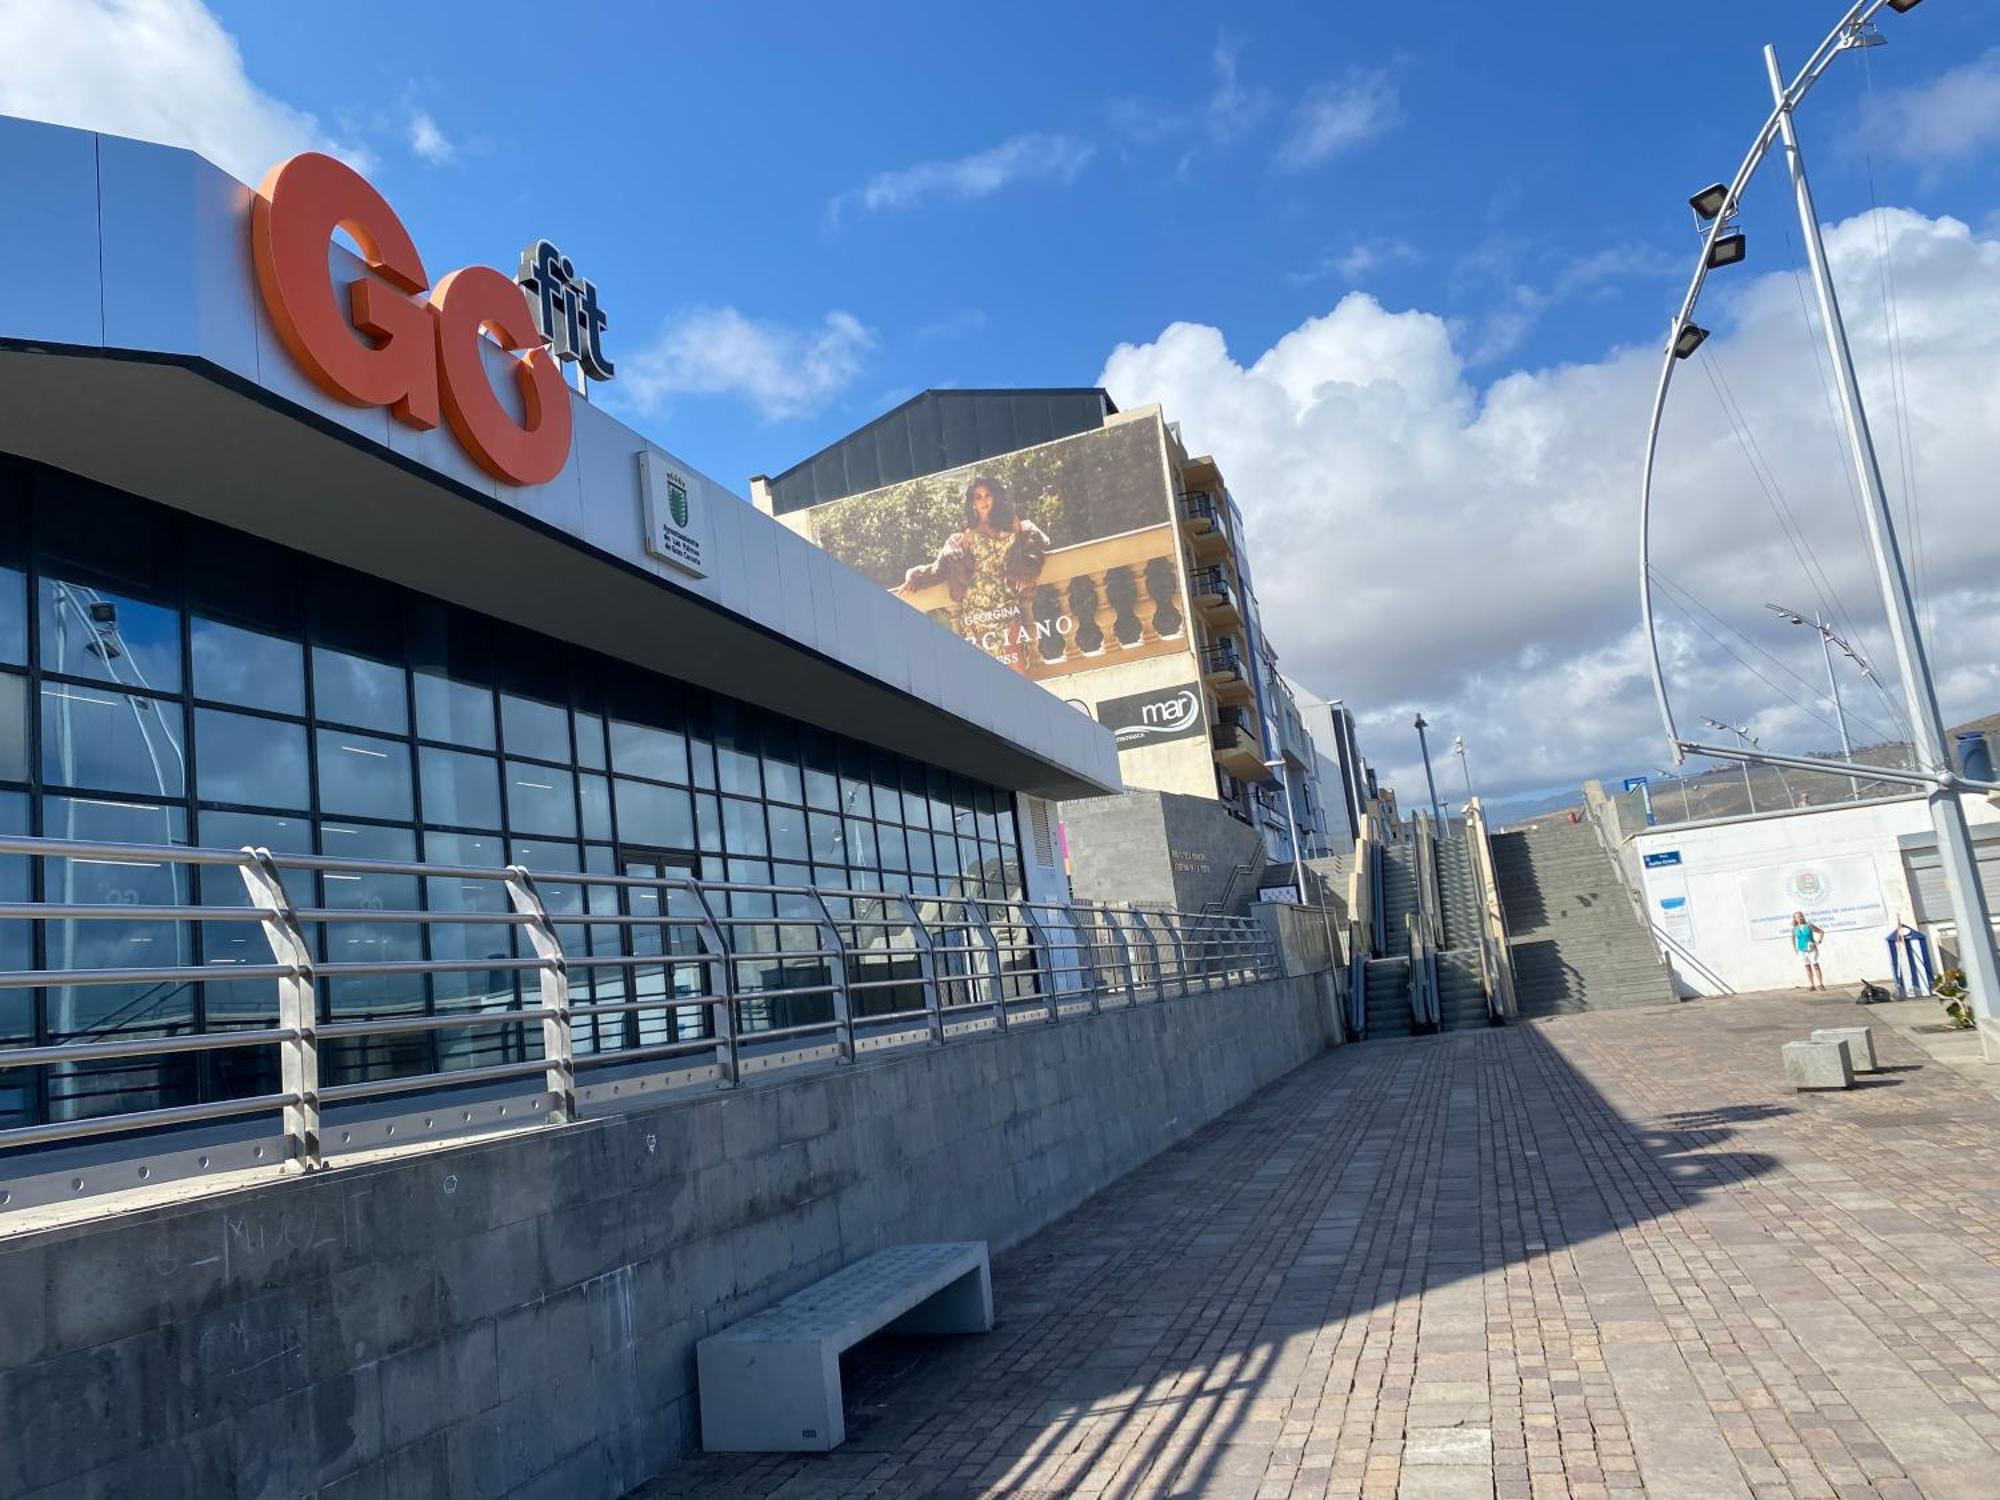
[
  {"xmin": 197, "ymin": 0, "xmax": 1998, "ymax": 488},
  {"xmin": 8, "ymin": 1, "xmax": 2000, "ymax": 812}
]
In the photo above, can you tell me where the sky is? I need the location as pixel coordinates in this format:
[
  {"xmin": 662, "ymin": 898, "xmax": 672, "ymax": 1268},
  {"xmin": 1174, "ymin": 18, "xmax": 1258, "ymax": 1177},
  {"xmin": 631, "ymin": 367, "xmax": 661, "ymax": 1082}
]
[{"xmin": 4, "ymin": 0, "xmax": 2000, "ymax": 819}]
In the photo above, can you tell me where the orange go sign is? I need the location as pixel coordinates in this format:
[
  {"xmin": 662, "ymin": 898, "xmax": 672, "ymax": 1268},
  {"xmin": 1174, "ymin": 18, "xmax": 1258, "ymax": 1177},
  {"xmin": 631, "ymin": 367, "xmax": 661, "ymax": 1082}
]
[{"xmin": 251, "ymin": 152, "xmax": 572, "ymax": 488}]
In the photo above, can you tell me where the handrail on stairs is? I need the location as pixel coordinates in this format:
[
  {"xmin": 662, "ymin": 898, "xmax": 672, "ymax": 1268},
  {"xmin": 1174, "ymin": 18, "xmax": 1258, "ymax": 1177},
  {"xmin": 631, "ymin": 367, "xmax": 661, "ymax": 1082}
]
[
  {"xmin": 1406, "ymin": 911, "xmax": 1439, "ymax": 1031},
  {"xmin": 1462, "ymin": 798, "xmax": 1518, "ymax": 1023}
]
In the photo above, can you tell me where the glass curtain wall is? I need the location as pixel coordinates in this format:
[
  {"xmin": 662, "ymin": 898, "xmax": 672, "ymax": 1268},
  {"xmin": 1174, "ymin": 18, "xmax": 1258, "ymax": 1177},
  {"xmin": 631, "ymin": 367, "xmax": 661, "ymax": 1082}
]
[{"xmin": 0, "ymin": 457, "xmax": 1025, "ymax": 1133}]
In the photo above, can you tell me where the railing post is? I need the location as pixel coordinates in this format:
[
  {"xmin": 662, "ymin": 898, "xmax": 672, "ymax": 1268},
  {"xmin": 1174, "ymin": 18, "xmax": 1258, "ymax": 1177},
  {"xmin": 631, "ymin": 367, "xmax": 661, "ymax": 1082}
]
[
  {"xmin": 1105, "ymin": 905, "xmax": 1138, "ymax": 1002},
  {"xmin": 238, "ymin": 847, "xmax": 323, "ymax": 1169},
  {"xmin": 961, "ymin": 898, "xmax": 1015, "ymax": 1029},
  {"xmin": 504, "ymin": 865, "xmax": 577, "ymax": 1124},
  {"xmin": 686, "ymin": 879, "xmax": 741, "ymax": 1085},
  {"xmin": 807, "ymin": 889, "xmax": 855, "ymax": 1063},
  {"xmin": 1018, "ymin": 901, "xmax": 1056, "ymax": 1017},
  {"xmin": 897, "ymin": 893, "xmax": 947, "ymax": 1045}
]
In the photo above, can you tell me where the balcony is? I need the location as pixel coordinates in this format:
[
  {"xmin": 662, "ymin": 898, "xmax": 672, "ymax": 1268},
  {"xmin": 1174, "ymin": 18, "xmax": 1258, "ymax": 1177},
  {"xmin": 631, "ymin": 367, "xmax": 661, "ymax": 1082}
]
[
  {"xmin": 1177, "ymin": 491, "xmax": 1233, "ymax": 563},
  {"xmin": 1200, "ymin": 642, "xmax": 1254, "ymax": 704},
  {"xmin": 1188, "ymin": 566, "xmax": 1241, "ymax": 631},
  {"xmin": 1212, "ymin": 709, "xmax": 1268, "ymax": 782}
]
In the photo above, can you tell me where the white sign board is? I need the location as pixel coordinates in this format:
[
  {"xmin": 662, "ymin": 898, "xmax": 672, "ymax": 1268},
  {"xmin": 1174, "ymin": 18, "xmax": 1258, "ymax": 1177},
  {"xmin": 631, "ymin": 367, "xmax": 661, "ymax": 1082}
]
[
  {"xmin": 1739, "ymin": 854, "xmax": 1886, "ymax": 940},
  {"xmin": 639, "ymin": 450, "xmax": 711, "ymax": 577}
]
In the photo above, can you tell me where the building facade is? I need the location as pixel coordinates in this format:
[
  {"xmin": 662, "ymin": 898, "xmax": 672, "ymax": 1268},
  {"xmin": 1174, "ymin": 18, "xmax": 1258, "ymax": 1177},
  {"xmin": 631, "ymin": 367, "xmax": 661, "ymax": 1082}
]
[
  {"xmin": 0, "ymin": 120, "xmax": 1115, "ymax": 1132},
  {"xmin": 757, "ymin": 390, "xmax": 1330, "ymax": 869}
]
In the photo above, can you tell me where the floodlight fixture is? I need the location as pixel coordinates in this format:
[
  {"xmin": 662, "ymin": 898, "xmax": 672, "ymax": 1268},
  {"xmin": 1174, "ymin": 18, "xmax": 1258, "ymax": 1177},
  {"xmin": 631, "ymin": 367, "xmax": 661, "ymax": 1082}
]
[
  {"xmin": 1688, "ymin": 183, "xmax": 1729, "ymax": 222},
  {"xmin": 1706, "ymin": 232, "xmax": 1747, "ymax": 269},
  {"xmin": 1673, "ymin": 323, "xmax": 1710, "ymax": 360}
]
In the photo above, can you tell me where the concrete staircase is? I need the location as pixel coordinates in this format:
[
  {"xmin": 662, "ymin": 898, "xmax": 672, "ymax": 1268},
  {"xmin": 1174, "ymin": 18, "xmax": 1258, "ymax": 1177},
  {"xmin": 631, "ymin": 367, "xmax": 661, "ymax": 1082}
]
[
  {"xmin": 1437, "ymin": 949, "xmax": 1489, "ymax": 1030},
  {"xmin": 1490, "ymin": 822, "xmax": 1677, "ymax": 1018},
  {"xmin": 1363, "ymin": 956, "xmax": 1416, "ymax": 1039}
]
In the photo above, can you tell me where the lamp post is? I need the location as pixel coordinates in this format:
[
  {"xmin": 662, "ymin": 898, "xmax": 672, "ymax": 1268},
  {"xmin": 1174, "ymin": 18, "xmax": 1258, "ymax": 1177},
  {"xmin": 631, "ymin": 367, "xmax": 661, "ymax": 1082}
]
[
  {"xmin": 1638, "ymin": 2, "xmax": 2000, "ymax": 1057},
  {"xmin": 1766, "ymin": 602, "xmax": 1876, "ymax": 799},
  {"xmin": 1701, "ymin": 718, "xmax": 1760, "ymax": 813},
  {"xmin": 1451, "ymin": 734, "xmax": 1474, "ymax": 808},
  {"xmin": 1264, "ymin": 758, "xmax": 1307, "ymax": 904},
  {"xmin": 1413, "ymin": 714, "xmax": 1443, "ymax": 831},
  {"xmin": 1656, "ymin": 767, "xmax": 1694, "ymax": 822}
]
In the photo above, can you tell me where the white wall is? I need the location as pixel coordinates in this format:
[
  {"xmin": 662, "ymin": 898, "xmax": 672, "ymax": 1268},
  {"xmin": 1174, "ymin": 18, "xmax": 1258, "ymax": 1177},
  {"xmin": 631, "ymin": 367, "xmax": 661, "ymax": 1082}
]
[{"xmin": 1630, "ymin": 795, "xmax": 2000, "ymax": 995}]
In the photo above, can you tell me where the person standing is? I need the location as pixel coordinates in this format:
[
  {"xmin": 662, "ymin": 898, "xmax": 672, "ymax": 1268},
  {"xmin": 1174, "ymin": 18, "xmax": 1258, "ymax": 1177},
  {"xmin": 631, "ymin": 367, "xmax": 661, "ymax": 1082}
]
[{"xmin": 1792, "ymin": 910, "xmax": 1827, "ymax": 991}]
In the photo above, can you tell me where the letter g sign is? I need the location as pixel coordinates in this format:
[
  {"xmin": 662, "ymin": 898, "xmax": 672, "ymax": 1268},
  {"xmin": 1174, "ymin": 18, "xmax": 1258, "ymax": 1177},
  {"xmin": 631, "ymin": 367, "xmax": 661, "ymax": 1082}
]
[{"xmin": 251, "ymin": 153, "xmax": 572, "ymax": 487}]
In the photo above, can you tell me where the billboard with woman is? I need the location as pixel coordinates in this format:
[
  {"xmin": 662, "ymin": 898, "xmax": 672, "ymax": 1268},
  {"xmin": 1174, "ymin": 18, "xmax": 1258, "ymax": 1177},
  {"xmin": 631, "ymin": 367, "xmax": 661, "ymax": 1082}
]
[{"xmin": 792, "ymin": 417, "xmax": 1188, "ymax": 680}]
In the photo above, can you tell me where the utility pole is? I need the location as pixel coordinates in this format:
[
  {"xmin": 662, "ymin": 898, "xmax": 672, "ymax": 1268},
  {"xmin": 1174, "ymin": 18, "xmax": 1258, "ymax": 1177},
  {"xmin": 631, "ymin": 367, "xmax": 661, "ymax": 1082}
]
[{"xmin": 1767, "ymin": 40, "xmax": 2000, "ymax": 1056}]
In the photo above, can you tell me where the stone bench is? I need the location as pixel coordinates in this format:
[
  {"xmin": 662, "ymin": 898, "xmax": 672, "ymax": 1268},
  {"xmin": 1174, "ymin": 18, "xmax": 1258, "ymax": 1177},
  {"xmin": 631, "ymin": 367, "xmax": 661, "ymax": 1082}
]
[
  {"xmin": 1811, "ymin": 1026, "xmax": 1879, "ymax": 1073},
  {"xmin": 1783, "ymin": 1038, "xmax": 1854, "ymax": 1091},
  {"xmin": 697, "ymin": 1241, "xmax": 994, "ymax": 1452}
]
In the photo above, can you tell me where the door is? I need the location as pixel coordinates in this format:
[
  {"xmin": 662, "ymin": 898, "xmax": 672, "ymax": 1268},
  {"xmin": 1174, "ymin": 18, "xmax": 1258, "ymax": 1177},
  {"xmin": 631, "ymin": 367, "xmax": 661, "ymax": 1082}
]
[{"xmin": 617, "ymin": 852, "xmax": 713, "ymax": 1049}]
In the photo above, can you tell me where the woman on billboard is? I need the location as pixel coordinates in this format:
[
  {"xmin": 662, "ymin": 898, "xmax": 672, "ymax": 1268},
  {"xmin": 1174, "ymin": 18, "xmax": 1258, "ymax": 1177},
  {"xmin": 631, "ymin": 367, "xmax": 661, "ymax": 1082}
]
[{"xmin": 897, "ymin": 474, "xmax": 1050, "ymax": 671}]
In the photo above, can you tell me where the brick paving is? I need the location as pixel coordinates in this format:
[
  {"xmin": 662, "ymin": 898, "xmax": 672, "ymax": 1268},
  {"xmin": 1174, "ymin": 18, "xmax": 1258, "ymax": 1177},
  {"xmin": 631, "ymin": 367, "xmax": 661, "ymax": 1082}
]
[{"xmin": 633, "ymin": 992, "xmax": 2000, "ymax": 1499}]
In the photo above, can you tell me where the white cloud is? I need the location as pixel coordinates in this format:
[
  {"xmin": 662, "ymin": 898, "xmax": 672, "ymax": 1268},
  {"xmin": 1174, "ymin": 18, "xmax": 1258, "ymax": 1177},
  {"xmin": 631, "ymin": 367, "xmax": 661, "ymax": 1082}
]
[
  {"xmin": 1291, "ymin": 238, "xmax": 1422, "ymax": 286},
  {"xmin": 833, "ymin": 133, "xmax": 1094, "ymax": 220},
  {"xmin": 1275, "ymin": 70, "xmax": 1400, "ymax": 171},
  {"xmin": 407, "ymin": 108, "xmax": 455, "ymax": 166},
  {"xmin": 619, "ymin": 307, "xmax": 874, "ymax": 421},
  {"xmin": 1864, "ymin": 49, "xmax": 2000, "ymax": 165},
  {"xmin": 1100, "ymin": 206, "xmax": 2000, "ymax": 807},
  {"xmin": 0, "ymin": 0, "xmax": 363, "ymax": 183}
]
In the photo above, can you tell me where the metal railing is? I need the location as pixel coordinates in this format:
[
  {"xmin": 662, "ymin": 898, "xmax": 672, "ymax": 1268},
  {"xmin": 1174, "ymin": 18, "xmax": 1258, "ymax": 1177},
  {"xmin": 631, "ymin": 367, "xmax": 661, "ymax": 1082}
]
[
  {"xmin": 1461, "ymin": 799, "xmax": 1517, "ymax": 1022},
  {"xmin": 1201, "ymin": 644, "xmax": 1246, "ymax": 678},
  {"xmin": 0, "ymin": 832, "xmax": 1281, "ymax": 1183},
  {"xmin": 1405, "ymin": 912, "xmax": 1439, "ymax": 1031},
  {"xmin": 1188, "ymin": 567, "xmax": 1236, "ymax": 607},
  {"xmin": 1178, "ymin": 491, "xmax": 1219, "ymax": 526}
]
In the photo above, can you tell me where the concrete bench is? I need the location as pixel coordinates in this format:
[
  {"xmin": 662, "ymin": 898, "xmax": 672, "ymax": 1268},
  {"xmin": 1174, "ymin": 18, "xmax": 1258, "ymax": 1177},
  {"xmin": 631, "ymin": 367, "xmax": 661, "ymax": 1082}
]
[
  {"xmin": 697, "ymin": 1241, "xmax": 994, "ymax": 1452},
  {"xmin": 1811, "ymin": 1026, "xmax": 1879, "ymax": 1073},
  {"xmin": 1783, "ymin": 1038, "xmax": 1854, "ymax": 1091}
]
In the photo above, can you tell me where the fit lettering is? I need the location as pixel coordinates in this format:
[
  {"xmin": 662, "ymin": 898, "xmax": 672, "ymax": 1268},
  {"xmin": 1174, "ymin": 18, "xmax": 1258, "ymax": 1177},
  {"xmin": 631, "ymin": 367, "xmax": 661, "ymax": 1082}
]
[{"xmin": 251, "ymin": 152, "xmax": 573, "ymax": 487}]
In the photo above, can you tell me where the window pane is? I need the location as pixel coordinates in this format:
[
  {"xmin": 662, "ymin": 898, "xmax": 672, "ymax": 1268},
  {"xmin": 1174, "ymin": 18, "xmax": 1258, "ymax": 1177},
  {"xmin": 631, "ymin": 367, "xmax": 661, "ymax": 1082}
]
[
  {"xmin": 714, "ymin": 705, "xmax": 761, "ymax": 798},
  {"xmin": 416, "ymin": 674, "xmax": 495, "ymax": 749},
  {"xmin": 802, "ymin": 730, "xmax": 838, "ymax": 810},
  {"xmin": 315, "ymin": 728, "xmax": 414, "ymax": 822},
  {"xmin": 420, "ymin": 747, "xmax": 501, "ymax": 829},
  {"xmin": 42, "ymin": 685, "xmax": 186, "ymax": 796},
  {"xmin": 0, "ymin": 791, "xmax": 28, "ymax": 1057},
  {"xmin": 501, "ymin": 692, "xmax": 570, "ymax": 763},
  {"xmin": 312, "ymin": 646, "xmax": 407, "ymax": 734},
  {"xmin": 579, "ymin": 773, "xmax": 613, "ymax": 840},
  {"xmin": 845, "ymin": 818, "xmax": 878, "ymax": 870},
  {"xmin": 808, "ymin": 811, "xmax": 844, "ymax": 864},
  {"xmin": 318, "ymin": 823, "xmax": 423, "ymax": 1076},
  {"xmin": 39, "ymin": 579, "xmax": 181, "ymax": 692},
  {"xmin": 768, "ymin": 802, "xmax": 808, "ymax": 862},
  {"xmin": 42, "ymin": 799, "xmax": 192, "ymax": 1119},
  {"xmin": 721, "ymin": 797, "xmax": 767, "ymax": 857},
  {"xmin": 574, "ymin": 710, "xmax": 606, "ymax": 770},
  {"xmin": 877, "ymin": 823, "xmax": 907, "ymax": 872},
  {"xmin": 762, "ymin": 719, "xmax": 802, "ymax": 804},
  {"xmin": 506, "ymin": 760, "xmax": 577, "ymax": 838},
  {"xmin": 610, "ymin": 719, "xmax": 686, "ymax": 783},
  {"xmin": 0, "ymin": 671, "xmax": 24, "ymax": 782},
  {"xmin": 196, "ymin": 708, "xmax": 308, "ymax": 809},
  {"xmin": 614, "ymin": 778, "xmax": 693, "ymax": 849},
  {"xmin": 192, "ymin": 617, "xmax": 304, "ymax": 716},
  {"xmin": 0, "ymin": 567, "xmax": 24, "ymax": 665},
  {"xmin": 694, "ymin": 792, "xmax": 721, "ymax": 853},
  {"xmin": 197, "ymin": 811, "xmax": 311, "ymax": 1023}
]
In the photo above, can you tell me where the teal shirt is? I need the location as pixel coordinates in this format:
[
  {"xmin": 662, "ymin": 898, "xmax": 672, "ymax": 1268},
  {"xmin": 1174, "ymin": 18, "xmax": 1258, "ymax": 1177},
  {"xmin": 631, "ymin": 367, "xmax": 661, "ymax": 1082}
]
[{"xmin": 1793, "ymin": 922, "xmax": 1816, "ymax": 953}]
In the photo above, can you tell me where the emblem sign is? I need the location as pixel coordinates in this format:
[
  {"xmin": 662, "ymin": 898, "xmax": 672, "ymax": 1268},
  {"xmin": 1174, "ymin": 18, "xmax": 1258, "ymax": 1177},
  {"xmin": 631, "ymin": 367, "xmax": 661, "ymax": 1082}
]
[{"xmin": 640, "ymin": 451, "xmax": 710, "ymax": 578}]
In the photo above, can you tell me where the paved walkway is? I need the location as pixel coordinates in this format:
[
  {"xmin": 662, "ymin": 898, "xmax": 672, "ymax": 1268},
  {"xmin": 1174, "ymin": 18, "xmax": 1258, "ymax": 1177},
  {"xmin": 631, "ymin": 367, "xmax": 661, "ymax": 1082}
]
[{"xmin": 637, "ymin": 992, "xmax": 2000, "ymax": 1500}]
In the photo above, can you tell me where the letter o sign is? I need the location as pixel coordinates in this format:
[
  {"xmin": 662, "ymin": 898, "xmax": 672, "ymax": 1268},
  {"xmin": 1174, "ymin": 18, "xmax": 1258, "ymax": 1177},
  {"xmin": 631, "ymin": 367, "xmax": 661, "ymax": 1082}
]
[{"xmin": 251, "ymin": 153, "xmax": 572, "ymax": 487}]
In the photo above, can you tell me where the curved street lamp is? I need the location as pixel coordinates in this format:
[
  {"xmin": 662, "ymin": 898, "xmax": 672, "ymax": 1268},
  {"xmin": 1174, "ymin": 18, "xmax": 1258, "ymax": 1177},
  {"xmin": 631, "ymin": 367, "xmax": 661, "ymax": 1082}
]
[{"xmin": 1637, "ymin": 0, "xmax": 2000, "ymax": 1047}]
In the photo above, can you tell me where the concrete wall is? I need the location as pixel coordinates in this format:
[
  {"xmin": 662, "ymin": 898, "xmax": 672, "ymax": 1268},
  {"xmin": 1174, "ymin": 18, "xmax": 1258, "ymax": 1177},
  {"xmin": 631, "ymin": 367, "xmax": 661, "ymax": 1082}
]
[
  {"xmin": 0, "ymin": 976, "xmax": 1329, "ymax": 1500},
  {"xmin": 1061, "ymin": 788, "xmax": 1266, "ymax": 912},
  {"xmin": 1628, "ymin": 794, "xmax": 2000, "ymax": 995}
]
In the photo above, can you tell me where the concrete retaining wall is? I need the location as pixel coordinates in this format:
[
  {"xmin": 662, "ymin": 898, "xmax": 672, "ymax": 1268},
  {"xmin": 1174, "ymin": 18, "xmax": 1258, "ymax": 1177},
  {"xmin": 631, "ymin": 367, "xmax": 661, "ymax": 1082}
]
[{"xmin": 0, "ymin": 975, "xmax": 1330, "ymax": 1500}]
